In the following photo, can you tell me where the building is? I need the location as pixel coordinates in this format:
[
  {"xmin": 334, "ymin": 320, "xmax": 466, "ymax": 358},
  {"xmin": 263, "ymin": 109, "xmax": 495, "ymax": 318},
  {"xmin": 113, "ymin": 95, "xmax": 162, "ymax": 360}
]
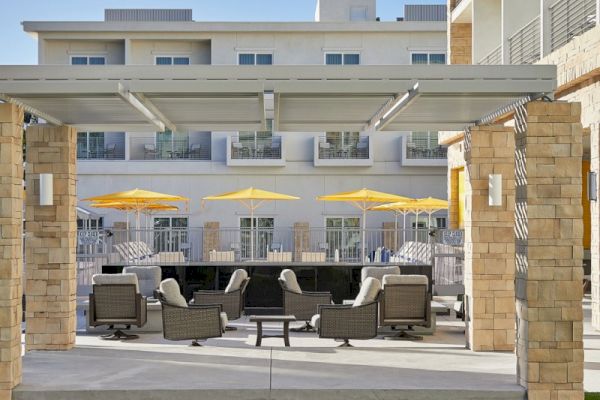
[{"xmin": 23, "ymin": 1, "xmax": 449, "ymax": 244}]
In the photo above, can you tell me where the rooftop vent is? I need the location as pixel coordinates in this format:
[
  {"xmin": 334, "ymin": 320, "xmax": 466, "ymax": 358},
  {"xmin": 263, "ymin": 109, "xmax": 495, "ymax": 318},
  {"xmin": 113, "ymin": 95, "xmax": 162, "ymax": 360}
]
[
  {"xmin": 404, "ymin": 5, "xmax": 447, "ymax": 21},
  {"xmin": 104, "ymin": 9, "xmax": 193, "ymax": 22}
]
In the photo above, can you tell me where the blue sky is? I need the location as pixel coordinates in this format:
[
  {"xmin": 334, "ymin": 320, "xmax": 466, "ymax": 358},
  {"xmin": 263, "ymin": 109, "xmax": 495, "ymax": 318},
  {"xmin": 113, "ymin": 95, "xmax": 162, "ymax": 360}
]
[{"xmin": 0, "ymin": 0, "xmax": 445, "ymax": 65}]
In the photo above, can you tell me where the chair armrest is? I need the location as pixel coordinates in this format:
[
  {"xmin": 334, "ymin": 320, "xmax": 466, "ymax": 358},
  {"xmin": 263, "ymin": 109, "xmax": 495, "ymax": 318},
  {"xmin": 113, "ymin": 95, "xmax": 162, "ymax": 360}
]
[
  {"xmin": 161, "ymin": 302, "xmax": 223, "ymax": 341},
  {"xmin": 318, "ymin": 301, "xmax": 378, "ymax": 340}
]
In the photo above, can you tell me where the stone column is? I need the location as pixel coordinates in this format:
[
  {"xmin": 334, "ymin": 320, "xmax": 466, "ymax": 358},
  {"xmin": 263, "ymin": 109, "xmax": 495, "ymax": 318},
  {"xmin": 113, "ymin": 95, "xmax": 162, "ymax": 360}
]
[
  {"xmin": 514, "ymin": 102, "xmax": 584, "ymax": 399},
  {"xmin": 0, "ymin": 104, "xmax": 23, "ymax": 399},
  {"xmin": 463, "ymin": 125, "xmax": 516, "ymax": 351},
  {"xmin": 382, "ymin": 222, "xmax": 395, "ymax": 251},
  {"xmin": 591, "ymin": 122, "xmax": 600, "ymax": 330},
  {"xmin": 203, "ymin": 222, "xmax": 220, "ymax": 261},
  {"xmin": 25, "ymin": 124, "xmax": 77, "ymax": 351},
  {"xmin": 293, "ymin": 222, "xmax": 309, "ymax": 262}
]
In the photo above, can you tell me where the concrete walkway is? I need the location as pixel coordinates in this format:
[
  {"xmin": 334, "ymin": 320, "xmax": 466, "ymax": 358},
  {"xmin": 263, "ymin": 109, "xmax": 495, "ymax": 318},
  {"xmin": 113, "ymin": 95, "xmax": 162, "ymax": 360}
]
[{"xmin": 13, "ymin": 312, "xmax": 528, "ymax": 400}]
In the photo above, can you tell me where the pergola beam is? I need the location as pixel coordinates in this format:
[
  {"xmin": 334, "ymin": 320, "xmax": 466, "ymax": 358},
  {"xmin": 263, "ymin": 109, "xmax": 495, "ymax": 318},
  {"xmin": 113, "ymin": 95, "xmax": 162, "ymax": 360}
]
[
  {"xmin": 0, "ymin": 94, "xmax": 63, "ymax": 126},
  {"xmin": 117, "ymin": 83, "xmax": 170, "ymax": 132},
  {"xmin": 366, "ymin": 82, "xmax": 420, "ymax": 132}
]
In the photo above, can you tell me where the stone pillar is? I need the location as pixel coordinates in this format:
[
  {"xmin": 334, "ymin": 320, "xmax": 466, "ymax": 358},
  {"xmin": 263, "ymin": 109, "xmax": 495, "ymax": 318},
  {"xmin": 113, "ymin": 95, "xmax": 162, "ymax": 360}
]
[
  {"xmin": 25, "ymin": 124, "xmax": 77, "ymax": 351},
  {"xmin": 514, "ymin": 102, "xmax": 584, "ymax": 399},
  {"xmin": 463, "ymin": 125, "xmax": 516, "ymax": 351},
  {"xmin": 203, "ymin": 221, "xmax": 219, "ymax": 261},
  {"xmin": 0, "ymin": 104, "xmax": 24, "ymax": 399},
  {"xmin": 591, "ymin": 122, "xmax": 600, "ymax": 330},
  {"xmin": 293, "ymin": 222, "xmax": 309, "ymax": 262},
  {"xmin": 449, "ymin": 23, "xmax": 473, "ymax": 65},
  {"xmin": 382, "ymin": 222, "xmax": 396, "ymax": 251}
]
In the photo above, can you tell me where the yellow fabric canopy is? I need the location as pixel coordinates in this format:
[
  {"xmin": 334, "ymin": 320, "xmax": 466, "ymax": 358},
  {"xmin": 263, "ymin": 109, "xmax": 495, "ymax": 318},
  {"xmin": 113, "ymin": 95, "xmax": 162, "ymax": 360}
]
[
  {"xmin": 370, "ymin": 200, "xmax": 419, "ymax": 212},
  {"xmin": 413, "ymin": 197, "xmax": 448, "ymax": 212},
  {"xmin": 317, "ymin": 188, "xmax": 410, "ymax": 204},
  {"xmin": 203, "ymin": 187, "xmax": 299, "ymax": 201},
  {"xmin": 90, "ymin": 202, "xmax": 179, "ymax": 212},
  {"xmin": 83, "ymin": 188, "xmax": 189, "ymax": 203}
]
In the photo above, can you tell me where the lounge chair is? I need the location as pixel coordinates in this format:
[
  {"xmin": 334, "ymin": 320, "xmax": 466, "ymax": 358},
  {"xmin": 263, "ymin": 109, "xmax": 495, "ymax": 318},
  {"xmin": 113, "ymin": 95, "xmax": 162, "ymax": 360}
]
[
  {"xmin": 379, "ymin": 275, "xmax": 431, "ymax": 340},
  {"xmin": 157, "ymin": 278, "xmax": 227, "ymax": 346},
  {"xmin": 360, "ymin": 265, "xmax": 401, "ymax": 284},
  {"xmin": 311, "ymin": 277, "xmax": 381, "ymax": 347},
  {"xmin": 89, "ymin": 273, "xmax": 147, "ymax": 340},
  {"xmin": 278, "ymin": 269, "xmax": 332, "ymax": 332},
  {"xmin": 123, "ymin": 266, "xmax": 162, "ymax": 299},
  {"xmin": 193, "ymin": 269, "xmax": 250, "ymax": 323}
]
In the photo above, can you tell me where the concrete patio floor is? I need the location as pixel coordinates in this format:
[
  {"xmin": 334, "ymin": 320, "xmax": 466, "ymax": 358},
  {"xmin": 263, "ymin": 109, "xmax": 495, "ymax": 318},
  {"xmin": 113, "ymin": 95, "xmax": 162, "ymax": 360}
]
[{"xmin": 12, "ymin": 297, "xmax": 600, "ymax": 400}]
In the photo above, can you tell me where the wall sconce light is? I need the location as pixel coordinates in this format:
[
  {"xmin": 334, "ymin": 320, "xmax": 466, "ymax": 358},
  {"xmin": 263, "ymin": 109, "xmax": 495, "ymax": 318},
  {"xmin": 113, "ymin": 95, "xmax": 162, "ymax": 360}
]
[
  {"xmin": 39, "ymin": 173, "xmax": 53, "ymax": 206},
  {"xmin": 489, "ymin": 174, "xmax": 502, "ymax": 206},
  {"xmin": 589, "ymin": 171, "xmax": 597, "ymax": 201}
]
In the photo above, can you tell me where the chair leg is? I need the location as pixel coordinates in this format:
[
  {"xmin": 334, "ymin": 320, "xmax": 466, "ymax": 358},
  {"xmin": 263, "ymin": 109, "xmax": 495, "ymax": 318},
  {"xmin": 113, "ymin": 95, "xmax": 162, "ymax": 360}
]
[
  {"xmin": 290, "ymin": 321, "xmax": 316, "ymax": 332},
  {"xmin": 337, "ymin": 339, "xmax": 353, "ymax": 347},
  {"xmin": 383, "ymin": 330, "xmax": 423, "ymax": 341},
  {"xmin": 225, "ymin": 326, "xmax": 238, "ymax": 331},
  {"xmin": 190, "ymin": 340, "xmax": 203, "ymax": 347},
  {"xmin": 101, "ymin": 329, "xmax": 139, "ymax": 341}
]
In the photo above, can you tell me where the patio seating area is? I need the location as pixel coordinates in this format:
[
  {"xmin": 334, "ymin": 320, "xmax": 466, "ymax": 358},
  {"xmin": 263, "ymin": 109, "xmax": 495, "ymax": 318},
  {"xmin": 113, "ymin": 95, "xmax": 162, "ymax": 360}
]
[{"xmin": 13, "ymin": 296, "xmax": 600, "ymax": 400}]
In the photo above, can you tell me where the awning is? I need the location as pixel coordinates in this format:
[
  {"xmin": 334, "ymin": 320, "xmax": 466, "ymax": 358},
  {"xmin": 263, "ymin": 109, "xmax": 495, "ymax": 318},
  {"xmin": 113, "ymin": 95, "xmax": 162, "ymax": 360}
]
[{"xmin": 0, "ymin": 65, "xmax": 557, "ymax": 132}]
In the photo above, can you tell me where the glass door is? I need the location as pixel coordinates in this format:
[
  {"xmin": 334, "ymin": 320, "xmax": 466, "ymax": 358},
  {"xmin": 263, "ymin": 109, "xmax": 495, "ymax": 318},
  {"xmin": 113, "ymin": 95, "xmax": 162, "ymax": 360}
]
[
  {"xmin": 153, "ymin": 217, "xmax": 189, "ymax": 255},
  {"xmin": 325, "ymin": 217, "xmax": 360, "ymax": 261},
  {"xmin": 240, "ymin": 217, "xmax": 274, "ymax": 260},
  {"xmin": 156, "ymin": 131, "xmax": 189, "ymax": 159}
]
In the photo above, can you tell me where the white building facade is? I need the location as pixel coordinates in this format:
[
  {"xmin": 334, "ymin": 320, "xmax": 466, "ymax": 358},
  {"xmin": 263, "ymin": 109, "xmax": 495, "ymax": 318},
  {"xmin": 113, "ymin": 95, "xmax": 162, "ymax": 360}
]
[{"xmin": 24, "ymin": 0, "xmax": 449, "ymax": 234}]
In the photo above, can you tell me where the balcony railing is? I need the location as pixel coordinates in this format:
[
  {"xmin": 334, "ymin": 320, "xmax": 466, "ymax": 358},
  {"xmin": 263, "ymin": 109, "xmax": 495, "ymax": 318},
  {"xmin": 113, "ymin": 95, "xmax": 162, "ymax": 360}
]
[
  {"xmin": 130, "ymin": 138, "xmax": 211, "ymax": 161},
  {"xmin": 317, "ymin": 137, "xmax": 370, "ymax": 160},
  {"xmin": 509, "ymin": 16, "xmax": 541, "ymax": 65},
  {"xmin": 550, "ymin": 0, "xmax": 597, "ymax": 51},
  {"xmin": 230, "ymin": 136, "xmax": 282, "ymax": 160},
  {"xmin": 478, "ymin": 44, "xmax": 502, "ymax": 65},
  {"xmin": 77, "ymin": 136, "xmax": 125, "ymax": 160}
]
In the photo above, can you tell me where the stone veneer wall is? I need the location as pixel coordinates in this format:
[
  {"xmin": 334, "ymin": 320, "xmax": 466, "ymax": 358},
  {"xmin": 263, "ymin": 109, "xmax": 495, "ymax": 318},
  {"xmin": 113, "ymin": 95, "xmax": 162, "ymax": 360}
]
[
  {"xmin": 463, "ymin": 125, "xmax": 516, "ymax": 351},
  {"xmin": 514, "ymin": 102, "xmax": 584, "ymax": 400},
  {"xmin": 293, "ymin": 222, "xmax": 309, "ymax": 261},
  {"xmin": 449, "ymin": 23, "xmax": 472, "ymax": 65},
  {"xmin": 538, "ymin": 25, "xmax": 600, "ymax": 331},
  {"xmin": 25, "ymin": 124, "xmax": 77, "ymax": 351},
  {"xmin": 0, "ymin": 104, "xmax": 23, "ymax": 399},
  {"xmin": 203, "ymin": 222, "xmax": 220, "ymax": 261}
]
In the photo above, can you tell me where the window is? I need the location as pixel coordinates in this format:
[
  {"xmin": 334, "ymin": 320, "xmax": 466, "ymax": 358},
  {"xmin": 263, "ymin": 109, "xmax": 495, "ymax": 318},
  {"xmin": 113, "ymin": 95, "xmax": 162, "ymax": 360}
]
[
  {"xmin": 155, "ymin": 56, "xmax": 190, "ymax": 65},
  {"xmin": 156, "ymin": 130, "xmax": 189, "ymax": 159},
  {"xmin": 71, "ymin": 56, "xmax": 106, "ymax": 65},
  {"xmin": 153, "ymin": 217, "xmax": 189, "ymax": 254},
  {"xmin": 435, "ymin": 217, "xmax": 447, "ymax": 229},
  {"xmin": 77, "ymin": 132, "xmax": 105, "ymax": 159},
  {"xmin": 238, "ymin": 53, "xmax": 273, "ymax": 65},
  {"xmin": 411, "ymin": 52, "xmax": 446, "ymax": 65},
  {"xmin": 325, "ymin": 53, "xmax": 360, "ymax": 65},
  {"xmin": 325, "ymin": 217, "xmax": 361, "ymax": 261},
  {"xmin": 350, "ymin": 6, "xmax": 368, "ymax": 21},
  {"xmin": 77, "ymin": 217, "xmax": 103, "ymax": 230},
  {"xmin": 240, "ymin": 217, "xmax": 274, "ymax": 259}
]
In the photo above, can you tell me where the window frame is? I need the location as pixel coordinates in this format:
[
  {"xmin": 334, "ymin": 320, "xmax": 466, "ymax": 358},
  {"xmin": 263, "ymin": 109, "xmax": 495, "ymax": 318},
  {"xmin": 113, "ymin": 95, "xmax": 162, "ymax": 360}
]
[
  {"xmin": 409, "ymin": 51, "xmax": 447, "ymax": 65},
  {"xmin": 237, "ymin": 51, "xmax": 274, "ymax": 65},
  {"xmin": 324, "ymin": 52, "xmax": 361, "ymax": 65},
  {"xmin": 70, "ymin": 55, "xmax": 107, "ymax": 65},
  {"xmin": 154, "ymin": 55, "xmax": 191, "ymax": 66}
]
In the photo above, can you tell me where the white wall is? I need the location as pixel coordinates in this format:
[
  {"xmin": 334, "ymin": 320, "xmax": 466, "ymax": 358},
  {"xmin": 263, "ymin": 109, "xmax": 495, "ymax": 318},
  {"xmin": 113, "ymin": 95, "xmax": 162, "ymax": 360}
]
[
  {"xmin": 129, "ymin": 39, "xmax": 211, "ymax": 65},
  {"xmin": 42, "ymin": 39, "xmax": 125, "ymax": 64},
  {"xmin": 472, "ymin": 0, "xmax": 502, "ymax": 63}
]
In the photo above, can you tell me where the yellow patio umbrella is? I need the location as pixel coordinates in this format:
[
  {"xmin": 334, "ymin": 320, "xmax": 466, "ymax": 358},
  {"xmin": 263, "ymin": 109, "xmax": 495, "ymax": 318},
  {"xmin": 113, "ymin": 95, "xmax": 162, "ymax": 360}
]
[
  {"xmin": 413, "ymin": 197, "xmax": 449, "ymax": 230},
  {"xmin": 203, "ymin": 187, "xmax": 300, "ymax": 260},
  {"xmin": 317, "ymin": 189, "xmax": 411, "ymax": 262},
  {"xmin": 370, "ymin": 199, "xmax": 418, "ymax": 250}
]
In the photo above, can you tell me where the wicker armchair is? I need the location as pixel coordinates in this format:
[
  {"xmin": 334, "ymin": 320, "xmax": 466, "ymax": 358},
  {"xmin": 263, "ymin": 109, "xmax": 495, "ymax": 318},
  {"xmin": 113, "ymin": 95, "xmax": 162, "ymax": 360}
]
[
  {"xmin": 278, "ymin": 269, "xmax": 332, "ymax": 332},
  {"xmin": 312, "ymin": 277, "xmax": 381, "ymax": 347},
  {"xmin": 380, "ymin": 275, "xmax": 431, "ymax": 340},
  {"xmin": 193, "ymin": 269, "xmax": 250, "ymax": 322},
  {"xmin": 158, "ymin": 278, "xmax": 224, "ymax": 346},
  {"xmin": 89, "ymin": 274, "xmax": 147, "ymax": 340}
]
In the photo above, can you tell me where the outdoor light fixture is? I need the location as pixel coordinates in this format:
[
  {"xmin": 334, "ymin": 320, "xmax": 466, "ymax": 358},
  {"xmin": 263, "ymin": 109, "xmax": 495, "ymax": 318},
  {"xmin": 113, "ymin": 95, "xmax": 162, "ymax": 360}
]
[
  {"xmin": 39, "ymin": 173, "xmax": 53, "ymax": 206},
  {"xmin": 589, "ymin": 171, "xmax": 597, "ymax": 201},
  {"xmin": 488, "ymin": 174, "xmax": 502, "ymax": 206}
]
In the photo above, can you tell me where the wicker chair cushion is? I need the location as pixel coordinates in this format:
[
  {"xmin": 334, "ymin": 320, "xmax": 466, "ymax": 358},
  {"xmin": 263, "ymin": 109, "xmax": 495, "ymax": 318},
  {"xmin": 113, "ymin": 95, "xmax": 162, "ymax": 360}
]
[
  {"xmin": 159, "ymin": 278, "xmax": 188, "ymax": 308},
  {"xmin": 382, "ymin": 274, "xmax": 428, "ymax": 287},
  {"xmin": 280, "ymin": 269, "xmax": 302, "ymax": 294},
  {"xmin": 225, "ymin": 269, "xmax": 248, "ymax": 293},
  {"xmin": 123, "ymin": 266, "xmax": 161, "ymax": 298},
  {"xmin": 310, "ymin": 314, "xmax": 320, "ymax": 330},
  {"xmin": 353, "ymin": 277, "xmax": 381, "ymax": 307},
  {"xmin": 92, "ymin": 273, "xmax": 139, "ymax": 293},
  {"xmin": 360, "ymin": 266, "xmax": 400, "ymax": 283}
]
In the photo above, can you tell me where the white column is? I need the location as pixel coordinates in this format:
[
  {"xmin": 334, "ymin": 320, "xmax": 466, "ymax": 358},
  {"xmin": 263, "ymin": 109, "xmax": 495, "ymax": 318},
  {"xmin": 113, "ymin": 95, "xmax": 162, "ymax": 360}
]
[{"xmin": 540, "ymin": 0, "xmax": 553, "ymax": 57}]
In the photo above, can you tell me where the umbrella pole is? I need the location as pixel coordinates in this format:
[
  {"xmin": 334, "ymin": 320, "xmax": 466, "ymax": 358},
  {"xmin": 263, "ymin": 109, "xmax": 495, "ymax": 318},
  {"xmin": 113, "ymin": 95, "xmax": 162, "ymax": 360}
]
[
  {"xmin": 362, "ymin": 204, "xmax": 367, "ymax": 264},
  {"xmin": 250, "ymin": 200, "xmax": 254, "ymax": 261},
  {"xmin": 394, "ymin": 212, "xmax": 398, "ymax": 252},
  {"xmin": 403, "ymin": 213, "xmax": 407, "ymax": 247}
]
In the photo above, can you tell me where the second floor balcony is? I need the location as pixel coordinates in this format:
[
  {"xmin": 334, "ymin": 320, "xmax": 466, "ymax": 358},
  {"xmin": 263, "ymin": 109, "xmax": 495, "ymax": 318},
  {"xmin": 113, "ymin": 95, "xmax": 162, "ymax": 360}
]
[
  {"xmin": 314, "ymin": 135, "xmax": 373, "ymax": 167},
  {"xmin": 227, "ymin": 134, "xmax": 285, "ymax": 166},
  {"xmin": 77, "ymin": 132, "xmax": 125, "ymax": 160},
  {"xmin": 401, "ymin": 132, "xmax": 447, "ymax": 167},
  {"xmin": 130, "ymin": 133, "xmax": 211, "ymax": 161}
]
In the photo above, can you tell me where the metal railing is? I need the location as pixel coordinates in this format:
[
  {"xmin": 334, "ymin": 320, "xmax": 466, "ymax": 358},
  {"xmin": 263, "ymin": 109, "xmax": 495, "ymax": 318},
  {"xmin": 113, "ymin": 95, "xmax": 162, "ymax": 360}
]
[
  {"xmin": 478, "ymin": 44, "xmax": 502, "ymax": 65},
  {"xmin": 550, "ymin": 0, "xmax": 597, "ymax": 51},
  {"xmin": 77, "ymin": 137, "xmax": 125, "ymax": 160},
  {"xmin": 76, "ymin": 226, "xmax": 464, "ymax": 292},
  {"xmin": 406, "ymin": 133, "xmax": 447, "ymax": 160},
  {"xmin": 230, "ymin": 136, "xmax": 282, "ymax": 160},
  {"xmin": 129, "ymin": 138, "xmax": 211, "ymax": 160},
  {"xmin": 317, "ymin": 136, "xmax": 370, "ymax": 160},
  {"xmin": 509, "ymin": 16, "xmax": 541, "ymax": 65}
]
